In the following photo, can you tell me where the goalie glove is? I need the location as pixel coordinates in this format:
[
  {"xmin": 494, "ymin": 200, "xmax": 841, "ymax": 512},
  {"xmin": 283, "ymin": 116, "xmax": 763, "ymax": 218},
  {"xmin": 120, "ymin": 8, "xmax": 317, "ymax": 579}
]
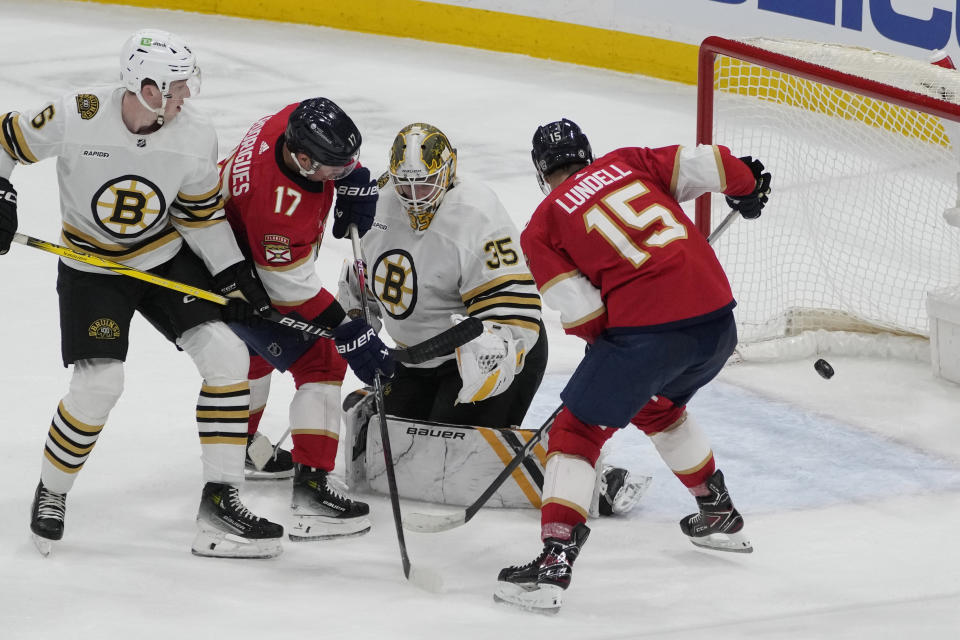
[{"xmin": 454, "ymin": 315, "xmax": 523, "ymax": 404}]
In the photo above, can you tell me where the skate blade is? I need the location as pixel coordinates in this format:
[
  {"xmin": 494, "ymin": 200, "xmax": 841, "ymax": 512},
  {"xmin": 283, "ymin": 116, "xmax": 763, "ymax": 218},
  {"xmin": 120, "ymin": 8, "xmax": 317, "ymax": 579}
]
[
  {"xmin": 244, "ymin": 467, "xmax": 294, "ymax": 481},
  {"xmin": 612, "ymin": 474, "xmax": 653, "ymax": 515},
  {"xmin": 492, "ymin": 583, "xmax": 562, "ymax": 615},
  {"xmin": 32, "ymin": 534, "xmax": 54, "ymax": 557},
  {"xmin": 688, "ymin": 530, "xmax": 753, "ymax": 553},
  {"xmin": 288, "ymin": 515, "xmax": 371, "ymax": 541},
  {"xmin": 191, "ymin": 531, "xmax": 283, "ymax": 559}
]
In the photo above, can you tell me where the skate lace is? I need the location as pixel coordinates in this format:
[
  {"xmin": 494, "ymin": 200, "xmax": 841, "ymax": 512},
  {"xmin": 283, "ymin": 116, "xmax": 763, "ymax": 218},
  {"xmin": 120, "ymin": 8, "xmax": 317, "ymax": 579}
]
[
  {"xmin": 322, "ymin": 474, "xmax": 352, "ymax": 504},
  {"xmin": 37, "ymin": 490, "xmax": 66, "ymax": 520},
  {"xmin": 225, "ymin": 488, "xmax": 259, "ymax": 522}
]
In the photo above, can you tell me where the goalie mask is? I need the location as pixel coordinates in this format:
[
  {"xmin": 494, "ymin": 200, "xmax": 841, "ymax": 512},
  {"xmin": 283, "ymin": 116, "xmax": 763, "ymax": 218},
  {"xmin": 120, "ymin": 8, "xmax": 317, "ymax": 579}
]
[
  {"xmin": 531, "ymin": 118, "xmax": 593, "ymax": 195},
  {"xmin": 389, "ymin": 123, "xmax": 457, "ymax": 231},
  {"xmin": 285, "ymin": 98, "xmax": 362, "ymax": 180},
  {"xmin": 120, "ymin": 29, "xmax": 201, "ymax": 125}
]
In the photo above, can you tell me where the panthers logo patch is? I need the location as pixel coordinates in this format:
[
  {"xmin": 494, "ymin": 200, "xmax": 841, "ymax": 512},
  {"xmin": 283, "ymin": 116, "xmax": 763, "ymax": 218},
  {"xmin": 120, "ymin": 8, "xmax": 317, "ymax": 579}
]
[
  {"xmin": 88, "ymin": 318, "xmax": 121, "ymax": 340},
  {"xmin": 263, "ymin": 234, "xmax": 291, "ymax": 263},
  {"xmin": 91, "ymin": 174, "xmax": 166, "ymax": 238},
  {"xmin": 75, "ymin": 94, "xmax": 100, "ymax": 120}
]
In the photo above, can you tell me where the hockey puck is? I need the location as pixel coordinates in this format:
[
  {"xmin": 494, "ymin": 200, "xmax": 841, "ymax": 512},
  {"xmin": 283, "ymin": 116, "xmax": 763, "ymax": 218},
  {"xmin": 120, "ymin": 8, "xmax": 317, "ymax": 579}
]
[{"xmin": 814, "ymin": 358, "xmax": 834, "ymax": 379}]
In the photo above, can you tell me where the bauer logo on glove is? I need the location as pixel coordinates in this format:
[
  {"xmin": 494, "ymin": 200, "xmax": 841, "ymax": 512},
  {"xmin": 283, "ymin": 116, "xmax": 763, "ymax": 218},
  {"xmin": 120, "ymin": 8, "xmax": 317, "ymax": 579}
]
[{"xmin": 454, "ymin": 315, "xmax": 525, "ymax": 404}]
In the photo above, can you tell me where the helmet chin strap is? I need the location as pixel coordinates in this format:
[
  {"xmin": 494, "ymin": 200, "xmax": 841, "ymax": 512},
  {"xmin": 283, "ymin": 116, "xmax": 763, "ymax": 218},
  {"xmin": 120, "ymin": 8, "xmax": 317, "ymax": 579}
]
[
  {"xmin": 134, "ymin": 91, "xmax": 168, "ymax": 126},
  {"xmin": 289, "ymin": 151, "xmax": 320, "ymax": 178}
]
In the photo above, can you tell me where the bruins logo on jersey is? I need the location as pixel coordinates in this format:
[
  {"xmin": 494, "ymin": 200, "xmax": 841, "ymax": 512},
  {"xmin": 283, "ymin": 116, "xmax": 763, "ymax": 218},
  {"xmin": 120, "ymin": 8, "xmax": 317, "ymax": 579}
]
[
  {"xmin": 91, "ymin": 174, "xmax": 166, "ymax": 238},
  {"xmin": 88, "ymin": 318, "xmax": 120, "ymax": 340},
  {"xmin": 372, "ymin": 249, "xmax": 417, "ymax": 320},
  {"xmin": 75, "ymin": 94, "xmax": 100, "ymax": 120}
]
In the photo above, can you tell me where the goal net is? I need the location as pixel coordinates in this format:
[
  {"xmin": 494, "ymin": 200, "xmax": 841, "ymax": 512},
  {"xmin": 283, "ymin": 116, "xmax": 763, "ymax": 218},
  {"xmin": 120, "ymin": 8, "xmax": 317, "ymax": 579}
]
[{"xmin": 696, "ymin": 37, "xmax": 960, "ymax": 361}]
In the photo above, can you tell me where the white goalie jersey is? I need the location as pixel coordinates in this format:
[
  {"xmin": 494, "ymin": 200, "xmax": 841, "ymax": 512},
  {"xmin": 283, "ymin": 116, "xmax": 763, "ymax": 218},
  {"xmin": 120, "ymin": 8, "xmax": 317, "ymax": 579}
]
[
  {"xmin": 359, "ymin": 177, "xmax": 541, "ymax": 367},
  {"xmin": 0, "ymin": 85, "xmax": 241, "ymax": 275}
]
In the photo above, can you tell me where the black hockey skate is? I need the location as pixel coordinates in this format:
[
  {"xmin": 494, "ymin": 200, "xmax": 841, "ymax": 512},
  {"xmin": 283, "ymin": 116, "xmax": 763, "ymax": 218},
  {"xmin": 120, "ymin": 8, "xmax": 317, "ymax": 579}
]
[
  {"xmin": 493, "ymin": 523, "xmax": 590, "ymax": 614},
  {"xmin": 245, "ymin": 432, "xmax": 294, "ymax": 480},
  {"xmin": 598, "ymin": 465, "xmax": 651, "ymax": 516},
  {"xmin": 30, "ymin": 481, "xmax": 66, "ymax": 557},
  {"xmin": 192, "ymin": 482, "xmax": 283, "ymax": 559},
  {"xmin": 679, "ymin": 469, "xmax": 752, "ymax": 553},
  {"xmin": 289, "ymin": 464, "xmax": 371, "ymax": 541}
]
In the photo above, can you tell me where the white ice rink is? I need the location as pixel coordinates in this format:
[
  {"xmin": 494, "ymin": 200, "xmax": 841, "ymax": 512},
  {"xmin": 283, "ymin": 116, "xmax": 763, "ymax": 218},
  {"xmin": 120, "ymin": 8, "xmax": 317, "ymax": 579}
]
[{"xmin": 1, "ymin": 1, "xmax": 958, "ymax": 638}]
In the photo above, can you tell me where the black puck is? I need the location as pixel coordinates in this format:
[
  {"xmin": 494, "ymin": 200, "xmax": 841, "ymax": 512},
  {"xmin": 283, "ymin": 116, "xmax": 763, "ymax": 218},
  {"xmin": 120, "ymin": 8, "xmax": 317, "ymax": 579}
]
[{"xmin": 814, "ymin": 358, "xmax": 834, "ymax": 379}]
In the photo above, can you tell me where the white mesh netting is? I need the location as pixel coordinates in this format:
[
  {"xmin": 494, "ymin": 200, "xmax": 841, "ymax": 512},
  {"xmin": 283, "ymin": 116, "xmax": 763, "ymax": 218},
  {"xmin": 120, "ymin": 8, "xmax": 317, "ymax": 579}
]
[{"xmin": 706, "ymin": 38, "xmax": 960, "ymax": 358}]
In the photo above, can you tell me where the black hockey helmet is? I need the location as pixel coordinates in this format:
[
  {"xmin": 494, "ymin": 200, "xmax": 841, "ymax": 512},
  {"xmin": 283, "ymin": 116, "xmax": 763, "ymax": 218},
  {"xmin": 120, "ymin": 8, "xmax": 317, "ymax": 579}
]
[
  {"xmin": 285, "ymin": 97, "xmax": 361, "ymax": 178},
  {"xmin": 531, "ymin": 118, "xmax": 594, "ymax": 195}
]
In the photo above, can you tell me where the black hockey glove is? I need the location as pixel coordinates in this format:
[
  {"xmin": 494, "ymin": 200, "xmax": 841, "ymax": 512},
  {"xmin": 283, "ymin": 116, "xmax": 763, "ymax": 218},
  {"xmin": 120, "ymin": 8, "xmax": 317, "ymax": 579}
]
[
  {"xmin": 0, "ymin": 177, "xmax": 18, "ymax": 255},
  {"xmin": 725, "ymin": 156, "xmax": 771, "ymax": 220},
  {"xmin": 332, "ymin": 167, "xmax": 378, "ymax": 239},
  {"xmin": 333, "ymin": 317, "xmax": 395, "ymax": 385},
  {"xmin": 213, "ymin": 260, "xmax": 271, "ymax": 324}
]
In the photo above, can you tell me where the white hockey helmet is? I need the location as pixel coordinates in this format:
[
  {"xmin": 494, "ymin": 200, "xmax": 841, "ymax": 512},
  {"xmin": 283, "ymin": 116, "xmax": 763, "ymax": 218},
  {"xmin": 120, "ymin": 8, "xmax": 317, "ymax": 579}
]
[
  {"xmin": 388, "ymin": 123, "xmax": 457, "ymax": 231},
  {"xmin": 120, "ymin": 29, "xmax": 200, "ymax": 123}
]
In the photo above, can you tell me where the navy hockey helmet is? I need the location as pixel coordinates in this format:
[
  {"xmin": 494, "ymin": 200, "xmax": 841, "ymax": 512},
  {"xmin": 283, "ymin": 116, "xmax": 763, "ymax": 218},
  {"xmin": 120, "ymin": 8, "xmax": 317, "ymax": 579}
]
[
  {"xmin": 531, "ymin": 118, "xmax": 594, "ymax": 195},
  {"xmin": 285, "ymin": 98, "xmax": 361, "ymax": 179}
]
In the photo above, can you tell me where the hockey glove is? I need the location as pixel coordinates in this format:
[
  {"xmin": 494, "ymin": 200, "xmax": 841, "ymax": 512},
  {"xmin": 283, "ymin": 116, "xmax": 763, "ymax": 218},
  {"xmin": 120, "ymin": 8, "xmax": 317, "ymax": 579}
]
[
  {"xmin": 213, "ymin": 260, "xmax": 271, "ymax": 324},
  {"xmin": 454, "ymin": 317, "xmax": 521, "ymax": 403},
  {"xmin": 332, "ymin": 167, "xmax": 378, "ymax": 239},
  {"xmin": 0, "ymin": 177, "xmax": 17, "ymax": 255},
  {"xmin": 333, "ymin": 317, "xmax": 395, "ymax": 385},
  {"xmin": 725, "ymin": 156, "xmax": 771, "ymax": 220}
]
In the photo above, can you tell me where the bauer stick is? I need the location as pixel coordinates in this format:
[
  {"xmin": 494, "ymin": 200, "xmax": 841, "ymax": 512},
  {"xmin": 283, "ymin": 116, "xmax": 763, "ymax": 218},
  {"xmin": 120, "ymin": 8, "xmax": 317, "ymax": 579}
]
[
  {"xmin": 402, "ymin": 208, "xmax": 742, "ymax": 534},
  {"xmin": 347, "ymin": 224, "xmax": 442, "ymax": 591},
  {"xmin": 12, "ymin": 232, "xmax": 480, "ymax": 366}
]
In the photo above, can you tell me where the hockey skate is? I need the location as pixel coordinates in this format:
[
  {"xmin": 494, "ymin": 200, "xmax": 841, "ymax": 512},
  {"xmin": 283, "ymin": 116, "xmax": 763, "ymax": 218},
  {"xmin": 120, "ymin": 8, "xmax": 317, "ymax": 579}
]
[
  {"xmin": 599, "ymin": 465, "xmax": 652, "ymax": 516},
  {"xmin": 679, "ymin": 469, "xmax": 752, "ymax": 553},
  {"xmin": 289, "ymin": 464, "xmax": 371, "ymax": 541},
  {"xmin": 493, "ymin": 523, "xmax": 590, "ymax": 614},
  {"xmin": 192, "ymin": 482, "xmax": 283, "ymax": 559},
  {"xmin": 30, "ymin": 481, "xmax": 66, "ymax": 557},
  {"xmin": 245, "ymin": 432, "xmax": 294, "ymax": 480}
]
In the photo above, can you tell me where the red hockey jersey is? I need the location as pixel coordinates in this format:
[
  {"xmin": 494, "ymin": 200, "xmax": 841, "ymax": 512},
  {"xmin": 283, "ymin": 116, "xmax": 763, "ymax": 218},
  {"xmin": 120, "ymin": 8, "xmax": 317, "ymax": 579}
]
[
  {"xmin": 219, "ymin": 104, "xmax": 337, "ymax": 319},
  {"xmin": 520, "ymin": 144, "xmax": 756, "ymax": 341}
]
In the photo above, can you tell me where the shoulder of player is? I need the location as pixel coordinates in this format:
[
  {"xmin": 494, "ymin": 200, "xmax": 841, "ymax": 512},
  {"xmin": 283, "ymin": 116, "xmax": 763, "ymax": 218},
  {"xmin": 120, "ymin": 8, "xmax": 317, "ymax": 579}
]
[
  {"xmin": 437, "ymin": 178, "xmax": 511, "ymax": 227},
  {"xmin": 44, "ymin": 85, "xmax": 121, "ymax": 125},
  {"xmin": 169, "ymin": 104, "xmax": 217, "ymax": 147}
]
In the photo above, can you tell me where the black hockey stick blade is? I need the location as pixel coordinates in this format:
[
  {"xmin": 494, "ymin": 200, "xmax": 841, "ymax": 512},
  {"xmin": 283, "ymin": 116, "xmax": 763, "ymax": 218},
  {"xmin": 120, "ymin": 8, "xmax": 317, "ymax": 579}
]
[
  {"xmin": 393, "ymin": 316, "xmax": 483, "ymax": 365},
  {"xmin": 402, "ymin": 404, "xmax": 563, "ymax": 533}
]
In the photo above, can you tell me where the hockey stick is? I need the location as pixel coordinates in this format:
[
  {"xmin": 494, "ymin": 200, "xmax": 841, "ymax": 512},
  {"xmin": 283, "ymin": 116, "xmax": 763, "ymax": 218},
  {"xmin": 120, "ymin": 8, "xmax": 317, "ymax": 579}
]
[
  {"xmin": 12, "ymin": 232, "xmax": 481, "ymax": 365},
  {"xmin": 706, "ymin": 209, "xmax": 738, "ymax": 245},
  {"xmin": 348, "ymin": 224, "xmax": 442, "ymax": 591},
  {"xmin": 402, "ymin": 405, "xmax": 563, "ymax": 533},
  {"xmin": 402, "ymin": 209, "xmax": 742, "ymax": 534}
]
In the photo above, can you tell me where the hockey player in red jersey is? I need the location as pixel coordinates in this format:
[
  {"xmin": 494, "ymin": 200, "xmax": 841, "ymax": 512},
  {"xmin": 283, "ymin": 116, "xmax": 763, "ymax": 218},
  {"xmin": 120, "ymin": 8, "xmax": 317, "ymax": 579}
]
[
  {"xmin": 219, "ymin": 97, "xmax": 393, "ymax": 540},
  {"xmin": 494, "ymin": 119, "xmax": 771, "ymax": 613}
]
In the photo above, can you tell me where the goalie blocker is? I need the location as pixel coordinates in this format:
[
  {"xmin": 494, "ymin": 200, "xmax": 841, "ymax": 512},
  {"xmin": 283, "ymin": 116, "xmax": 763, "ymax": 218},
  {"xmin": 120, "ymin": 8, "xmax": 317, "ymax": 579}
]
[{"xmin": 342, "ymin": 393, "xmax": 650, "ymax": 515}]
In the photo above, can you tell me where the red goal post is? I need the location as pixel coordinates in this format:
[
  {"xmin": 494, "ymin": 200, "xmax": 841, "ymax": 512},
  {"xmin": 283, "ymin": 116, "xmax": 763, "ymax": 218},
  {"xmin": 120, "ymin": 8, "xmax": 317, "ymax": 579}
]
[{"xmin": 695, "ymin": 36, "xmax": 960, "ymax": 360}]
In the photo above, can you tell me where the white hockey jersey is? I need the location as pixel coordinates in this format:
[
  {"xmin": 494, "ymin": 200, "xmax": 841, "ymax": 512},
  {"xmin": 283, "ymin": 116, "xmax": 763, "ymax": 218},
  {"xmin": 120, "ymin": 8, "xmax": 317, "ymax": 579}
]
[
  {"xmin": 0, "ymin": 85, "xmax": 241, "ymax": 275},
  {"xmin": 361, "ymin": 178, "xmax": 542, "ymax": 367}
]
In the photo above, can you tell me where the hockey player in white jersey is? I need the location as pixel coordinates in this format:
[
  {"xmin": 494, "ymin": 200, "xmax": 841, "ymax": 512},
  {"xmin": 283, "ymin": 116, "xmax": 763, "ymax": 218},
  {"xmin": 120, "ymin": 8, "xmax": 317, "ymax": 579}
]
[
  {"xmin": 0, "ymin": 29, "xmax": 283, "ymax": 558},
  {"xmin": 340, "ymin": 123, "xmax": 648, "ymax": 515}
]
